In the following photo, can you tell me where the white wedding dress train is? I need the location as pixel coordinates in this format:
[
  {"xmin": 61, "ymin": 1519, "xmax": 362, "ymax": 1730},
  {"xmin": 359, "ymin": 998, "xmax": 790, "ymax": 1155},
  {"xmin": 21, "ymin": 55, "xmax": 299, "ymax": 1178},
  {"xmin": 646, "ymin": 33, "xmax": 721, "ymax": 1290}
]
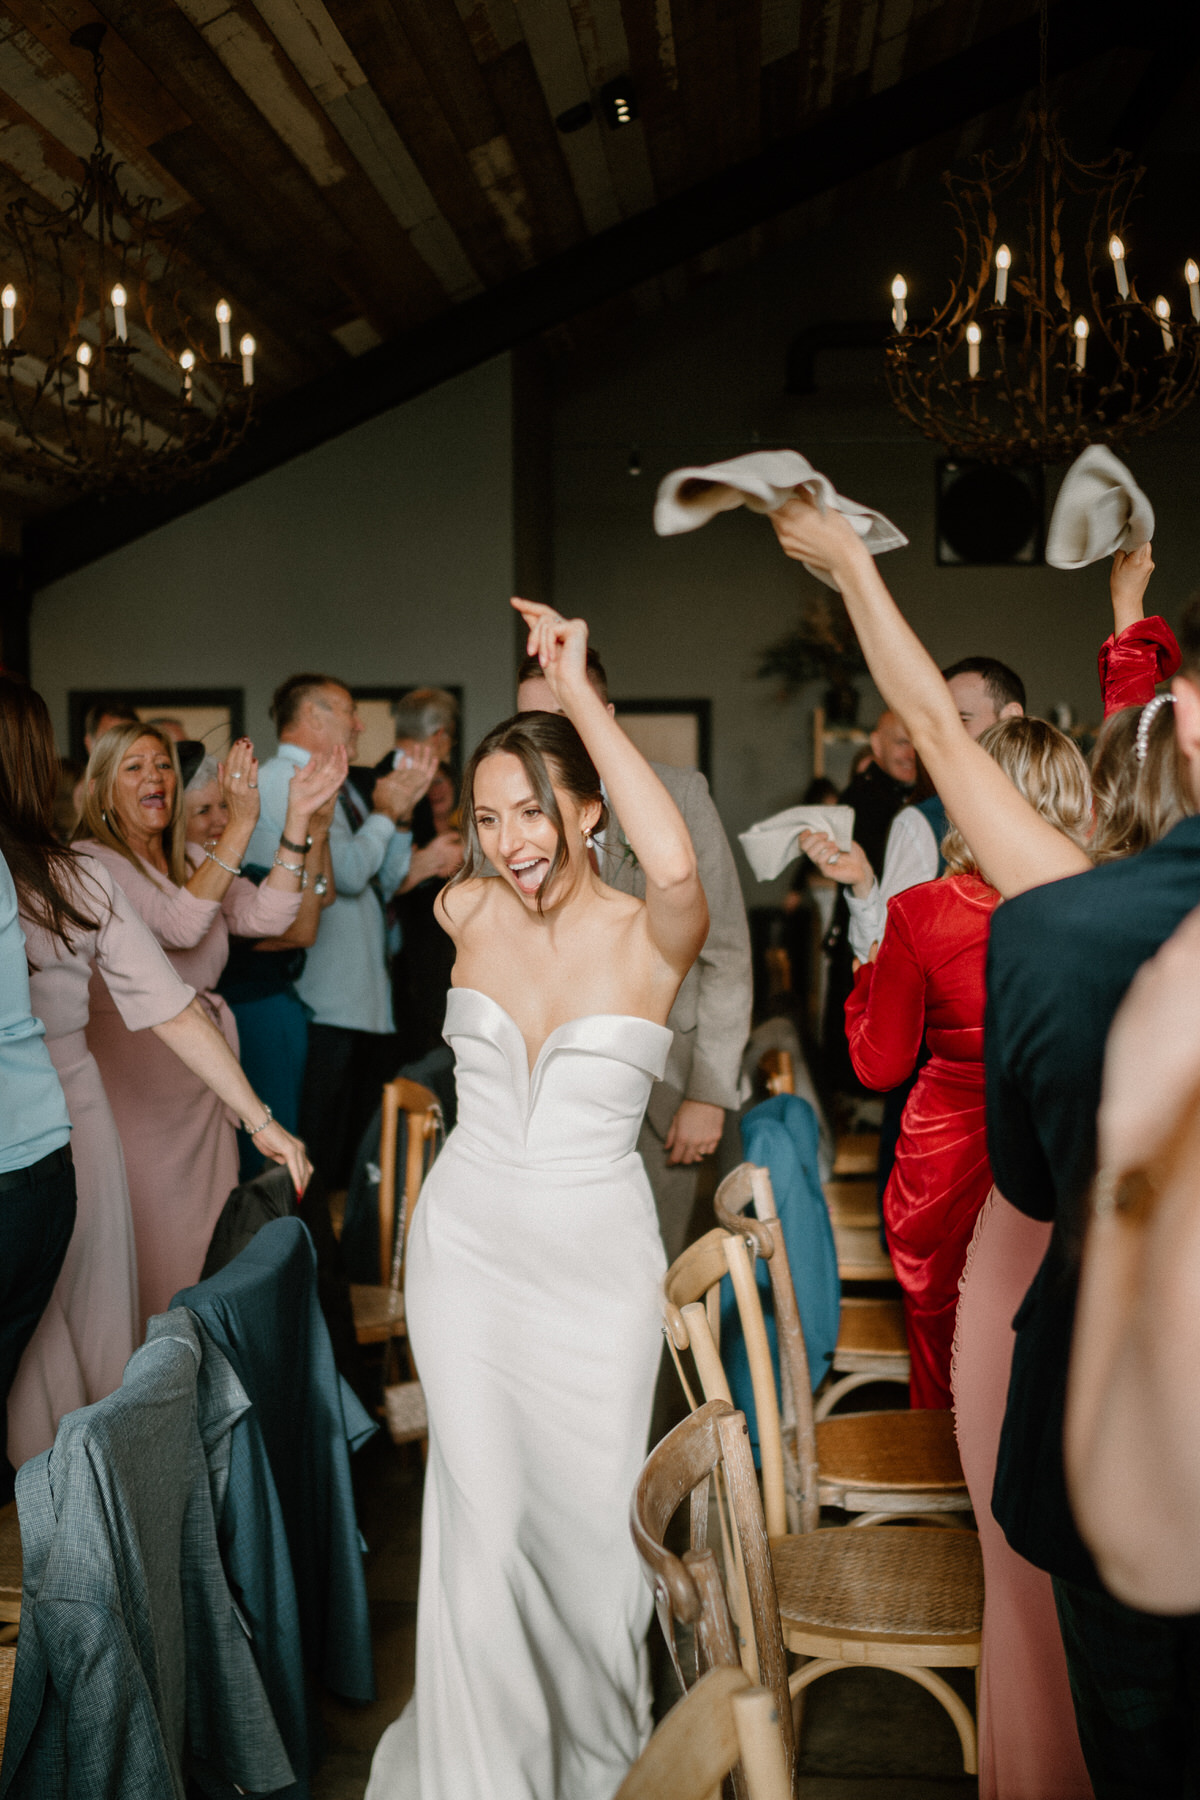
[{"xmin": 366, "ymin": 987, "xmax": 671, "ymax": 1800}]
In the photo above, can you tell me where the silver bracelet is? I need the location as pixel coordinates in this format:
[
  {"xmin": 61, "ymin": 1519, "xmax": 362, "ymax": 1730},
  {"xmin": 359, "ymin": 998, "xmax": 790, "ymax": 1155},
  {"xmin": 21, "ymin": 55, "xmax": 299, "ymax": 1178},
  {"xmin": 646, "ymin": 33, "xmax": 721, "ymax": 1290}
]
[
  {"xmin": 244, "ymin": 1102, "xmax": 274, "ymax": 1137},
  {"xmin": 204, "ymin": 841, "xmax": 242, "ymax": 876},
  {"xmin": 273, "ymin": 852, "xmax": 308, "ymax": 890}
]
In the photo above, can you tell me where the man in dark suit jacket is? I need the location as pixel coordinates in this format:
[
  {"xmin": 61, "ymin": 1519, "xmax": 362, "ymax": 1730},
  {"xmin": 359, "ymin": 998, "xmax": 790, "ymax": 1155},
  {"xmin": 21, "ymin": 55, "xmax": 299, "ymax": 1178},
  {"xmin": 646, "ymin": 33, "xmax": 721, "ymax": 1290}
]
[{"xmin": 985, "ymin": 596, "xmax": 1200, "ymax": 1793}]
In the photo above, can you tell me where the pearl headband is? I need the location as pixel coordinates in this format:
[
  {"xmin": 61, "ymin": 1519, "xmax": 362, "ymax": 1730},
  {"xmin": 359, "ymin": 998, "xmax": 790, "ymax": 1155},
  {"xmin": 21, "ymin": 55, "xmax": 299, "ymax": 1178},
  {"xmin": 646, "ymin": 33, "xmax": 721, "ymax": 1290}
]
[{"xmin": 1135, "ymin": 693, "xmax": 1176, "ymax": 764}]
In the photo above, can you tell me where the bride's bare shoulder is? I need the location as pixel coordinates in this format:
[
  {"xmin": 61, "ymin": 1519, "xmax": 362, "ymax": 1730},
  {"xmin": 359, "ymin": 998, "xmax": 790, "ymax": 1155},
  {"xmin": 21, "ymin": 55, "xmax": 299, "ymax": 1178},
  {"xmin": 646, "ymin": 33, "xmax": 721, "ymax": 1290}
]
[{"xmin": 435, "ymin": 875, "xmax": 502, "ymax": 939}]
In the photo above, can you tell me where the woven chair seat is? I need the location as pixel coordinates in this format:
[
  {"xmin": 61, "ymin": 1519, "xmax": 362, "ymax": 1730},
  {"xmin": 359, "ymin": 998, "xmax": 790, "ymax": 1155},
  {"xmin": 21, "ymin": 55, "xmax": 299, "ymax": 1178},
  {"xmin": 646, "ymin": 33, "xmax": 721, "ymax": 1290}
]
[
  {"xmin": 823, "ymin": 1179, "xmax": 881, "ymax": 1229},
  {"xmin": 0, "ymin": 1503, "xmax": 20, "ymax": 1626},
  {"xmin": 811, "ymin": 1409, "xmax": 966, "ymax": 1494},
  {"xmin": 832, "ymin": 1133, "xmax": 880, "ymax": 1177},
  {"xmin": 0, "ymin": 1641, "xmax": 15, "ymax": 1764},
  {"xmin": 835, "ymin": 1296, "xmax": 908, "ymax": 1362},
  {"xmin": 770, "ymin": 1525, "xmax": 982, "ymax": 1649},
  {"xmin": 833, "ymin": 1225, "xmax": 895, "ymax": 1283},
  {"xmin": 350, "ymin": 1282, "xmax": 406, "ymax": 1344}
]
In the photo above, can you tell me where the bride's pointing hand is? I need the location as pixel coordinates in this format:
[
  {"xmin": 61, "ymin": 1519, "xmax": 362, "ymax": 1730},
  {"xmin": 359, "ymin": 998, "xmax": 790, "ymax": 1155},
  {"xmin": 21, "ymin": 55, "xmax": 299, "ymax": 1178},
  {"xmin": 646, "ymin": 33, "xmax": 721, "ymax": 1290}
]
[{"xmin": 510, "ymin": 597, "xmax": 591, "ymax": 709}]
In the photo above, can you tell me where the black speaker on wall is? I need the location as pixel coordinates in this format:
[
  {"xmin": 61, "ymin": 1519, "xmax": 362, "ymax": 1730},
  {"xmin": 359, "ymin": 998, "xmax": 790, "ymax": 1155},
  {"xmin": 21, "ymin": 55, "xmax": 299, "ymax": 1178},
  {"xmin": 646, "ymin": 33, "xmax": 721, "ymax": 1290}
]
[{"xmin": 936, "ymin": 460, "xmax": 1044, "ymax": 566}]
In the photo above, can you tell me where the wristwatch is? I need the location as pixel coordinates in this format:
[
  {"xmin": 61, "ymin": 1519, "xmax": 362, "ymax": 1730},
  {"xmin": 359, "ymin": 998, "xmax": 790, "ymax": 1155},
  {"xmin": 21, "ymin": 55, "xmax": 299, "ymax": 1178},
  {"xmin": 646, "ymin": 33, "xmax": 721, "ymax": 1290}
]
[{"xmin": 313, "ymin": 873, "xmax": 329, "ymax": 897}]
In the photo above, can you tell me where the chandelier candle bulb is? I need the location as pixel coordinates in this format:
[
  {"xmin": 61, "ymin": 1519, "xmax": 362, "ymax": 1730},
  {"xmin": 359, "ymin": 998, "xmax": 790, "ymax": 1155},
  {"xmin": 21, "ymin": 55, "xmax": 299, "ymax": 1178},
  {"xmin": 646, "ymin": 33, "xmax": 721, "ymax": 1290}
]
[
  {"xmin": 179, "ymin": 347, "xmax": 195, "ymax": 401},
  {"xmin": 891, "ymin": 275, "xmax": 907, "ymax": 332},
  {"xmin": 1155, "ymin": 296, "xmax": 1174, "ymax": 353},
  {"xmin": 240, "ymin": 333, "xmax": 255, "ymax": 385},
  {"xmin": 216, "ymin": 299, "xmax": 232, "ymax": 359},
  {"xmin": 1109, "ymin": 236, "xmax": 1131, "ymax": 300},
  {"xmin": 966, "ymin": 322, "xmax": 982, "ymax": 377},
  {"xmin": 994, "ymin": 245, "xmax": 1011, "ymax": 305},
  {"xmin": 76, "ymin": 341, "xmax": 91, "ymax": 397},
  {"xmin": 1187, "ymin": 260, "xmax": 1200, "ymax": 322},
  {"xmin": 1073, "ymin": 316, "xmax": 1089, "ymax": 370},
  {"xmin": 1, "ymin": 284, "xmax": 14, "ymax": 348}
]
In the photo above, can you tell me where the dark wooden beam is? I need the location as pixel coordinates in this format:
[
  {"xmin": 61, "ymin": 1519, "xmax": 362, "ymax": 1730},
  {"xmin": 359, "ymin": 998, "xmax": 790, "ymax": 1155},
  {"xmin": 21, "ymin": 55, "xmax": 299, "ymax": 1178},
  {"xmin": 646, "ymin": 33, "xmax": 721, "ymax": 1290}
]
[{"xmin": 24, "ymin": 0, "xmax": 1168, "ymax": 588}]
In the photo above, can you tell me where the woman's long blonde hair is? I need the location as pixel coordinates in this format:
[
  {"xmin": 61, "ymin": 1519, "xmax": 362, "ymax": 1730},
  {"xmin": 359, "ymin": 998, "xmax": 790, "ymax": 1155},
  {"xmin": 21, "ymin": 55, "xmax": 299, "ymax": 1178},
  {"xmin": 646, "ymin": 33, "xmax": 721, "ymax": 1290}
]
[
  {"xmin": 75, "ymin": 721, "xmax": 188, "ymax": 886},
  {"xmin": 941, "ymin": 717, "xmax": 1093, "ymax": 877},
  {"xmin": 1089, "ymin": 701, "xmax": 1191, "ymax": 863}
]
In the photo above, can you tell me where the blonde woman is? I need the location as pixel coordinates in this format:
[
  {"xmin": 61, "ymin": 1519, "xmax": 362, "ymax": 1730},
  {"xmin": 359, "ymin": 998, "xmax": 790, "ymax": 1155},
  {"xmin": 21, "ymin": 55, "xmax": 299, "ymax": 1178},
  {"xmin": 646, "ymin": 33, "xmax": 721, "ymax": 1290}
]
[{"xmin": 77, "ymin": 723, "xmax": 343, "ymax": 1322}]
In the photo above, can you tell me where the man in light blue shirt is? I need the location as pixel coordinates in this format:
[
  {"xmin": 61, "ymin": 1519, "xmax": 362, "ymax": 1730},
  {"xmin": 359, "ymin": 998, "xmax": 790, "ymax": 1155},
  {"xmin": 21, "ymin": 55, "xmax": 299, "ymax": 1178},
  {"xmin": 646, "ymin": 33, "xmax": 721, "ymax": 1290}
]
[
  {"xmin": 0, "ymin": 849, "xmax": 77, "ymax": 1501},
  {"xmin": 247, "ymin": 675, "xmax": 435, "ymax": 1183}
]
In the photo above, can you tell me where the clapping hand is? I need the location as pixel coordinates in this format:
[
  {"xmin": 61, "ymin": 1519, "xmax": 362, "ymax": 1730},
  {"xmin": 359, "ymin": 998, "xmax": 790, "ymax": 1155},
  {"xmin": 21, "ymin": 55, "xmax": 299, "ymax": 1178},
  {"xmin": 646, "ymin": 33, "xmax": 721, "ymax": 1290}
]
[
  {"xmin": 374, "ymin": 743, "xmax": 437, "ymax": 824},
  {"xmin": 219, "ymin": 739, "xmax": 261, "ymax": 830},
  {"xmin": 511, "ymin": 597, "xmax": 590, "ymax": 708},
  {"xmin": 406, "ymin": 831, "xmax": 464, "ymax": 888},
  {"xmin": 287, "ymin": 746, "xmax": 348, "ymax": 826}
]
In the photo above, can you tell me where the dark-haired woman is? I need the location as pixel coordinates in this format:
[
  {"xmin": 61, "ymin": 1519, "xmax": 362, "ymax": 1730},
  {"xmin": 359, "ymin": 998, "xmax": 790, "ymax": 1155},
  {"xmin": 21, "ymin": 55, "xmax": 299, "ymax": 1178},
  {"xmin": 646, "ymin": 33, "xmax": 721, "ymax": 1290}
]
[
  {"xmin": 0, "ymin": 678, "xmax": 311, "ymax": 1469},
  {"xmin": 367, "ymin": 601, "xmax": 708, "ymax": 1800},
  {"xmin": 77, "ymin": 723, "xmax": 341, "ymax": 1322}
]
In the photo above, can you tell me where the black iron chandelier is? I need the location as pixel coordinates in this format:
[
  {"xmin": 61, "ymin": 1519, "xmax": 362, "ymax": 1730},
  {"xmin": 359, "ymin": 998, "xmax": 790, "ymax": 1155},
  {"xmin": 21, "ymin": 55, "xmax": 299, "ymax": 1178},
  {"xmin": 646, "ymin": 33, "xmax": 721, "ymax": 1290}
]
[
  {"xmin": 883, "ymin": 7, "xmax": 1200, "ymax": 466},
  {"xmin": 0, "ymin": 23, "xmax": 257, "ymax": 496}
]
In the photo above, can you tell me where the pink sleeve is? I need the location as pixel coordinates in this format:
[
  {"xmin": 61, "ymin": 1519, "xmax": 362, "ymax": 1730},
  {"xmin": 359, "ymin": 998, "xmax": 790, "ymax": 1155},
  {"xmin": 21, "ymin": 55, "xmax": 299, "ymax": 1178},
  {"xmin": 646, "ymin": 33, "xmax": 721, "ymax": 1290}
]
[
  {"xmin": 76, "ymin": 855, "xmax": 196, "ymax": 1029},
  {"xmin": 221, "ymin": 873, "xmax": 302, "ymax": 939},
  {"xmin": 1097, "ymin": 616, "xmax": 1183, "ymax": 718},
  {"xmin": 83, "ymin": 840, "xmax": 219, "ymax": 950}
]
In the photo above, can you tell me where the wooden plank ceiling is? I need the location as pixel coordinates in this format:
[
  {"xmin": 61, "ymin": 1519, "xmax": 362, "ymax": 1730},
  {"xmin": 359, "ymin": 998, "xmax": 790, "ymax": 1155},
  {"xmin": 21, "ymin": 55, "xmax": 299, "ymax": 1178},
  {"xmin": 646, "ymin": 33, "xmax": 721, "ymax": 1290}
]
[{"xmin": 34, "ymin": 0, "xmax": 1200, "ymax": 550}]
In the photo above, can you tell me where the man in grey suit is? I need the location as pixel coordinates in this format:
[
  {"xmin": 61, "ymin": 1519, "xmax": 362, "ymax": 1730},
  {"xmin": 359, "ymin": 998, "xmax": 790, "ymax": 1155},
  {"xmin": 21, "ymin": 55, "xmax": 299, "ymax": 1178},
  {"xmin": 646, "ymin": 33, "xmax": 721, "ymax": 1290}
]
[{"xmin": 518, "ymin": 647, "xmax": 752, "ymax": 1262}]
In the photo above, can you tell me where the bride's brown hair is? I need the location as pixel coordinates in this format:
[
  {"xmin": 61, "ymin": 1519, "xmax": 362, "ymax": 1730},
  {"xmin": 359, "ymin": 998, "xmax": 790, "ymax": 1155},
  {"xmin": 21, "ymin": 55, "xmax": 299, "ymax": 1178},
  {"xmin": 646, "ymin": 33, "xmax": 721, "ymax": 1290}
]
[
  {"xmin": 0, "ymin": 674, "xmax": 103, "ymax": 952},
  {"xmin": 451, "ymin": 712, "xmax": 608, "ymax": 913}
]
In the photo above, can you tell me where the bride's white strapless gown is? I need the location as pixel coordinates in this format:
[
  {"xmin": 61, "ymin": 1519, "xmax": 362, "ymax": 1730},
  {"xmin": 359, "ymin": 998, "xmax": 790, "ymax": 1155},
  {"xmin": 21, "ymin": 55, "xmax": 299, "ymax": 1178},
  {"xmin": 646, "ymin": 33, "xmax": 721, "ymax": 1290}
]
[{"xmin": 366, "ymin": 987, "xmax": 672, "ymax": 1800}]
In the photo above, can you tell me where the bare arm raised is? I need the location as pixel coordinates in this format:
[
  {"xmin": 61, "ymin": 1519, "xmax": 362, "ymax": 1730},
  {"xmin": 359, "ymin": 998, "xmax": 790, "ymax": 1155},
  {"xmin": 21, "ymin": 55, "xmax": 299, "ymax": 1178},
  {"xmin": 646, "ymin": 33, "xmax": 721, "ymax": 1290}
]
[
  {"xmin": 769, "ymin": 496, "xmax": 1091, "ymax": 897},
  {"xmin": 512, "ymin": 597, "xmax": 709, "ymax": 974}
]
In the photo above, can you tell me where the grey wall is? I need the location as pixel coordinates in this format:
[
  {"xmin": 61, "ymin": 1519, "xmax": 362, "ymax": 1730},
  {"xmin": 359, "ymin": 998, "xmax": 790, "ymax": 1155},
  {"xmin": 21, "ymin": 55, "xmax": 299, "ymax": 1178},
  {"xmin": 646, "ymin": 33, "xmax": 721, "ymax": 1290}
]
[{"xmin": 32, "ymin": 354, "xmax": 518, "ymax": 760}]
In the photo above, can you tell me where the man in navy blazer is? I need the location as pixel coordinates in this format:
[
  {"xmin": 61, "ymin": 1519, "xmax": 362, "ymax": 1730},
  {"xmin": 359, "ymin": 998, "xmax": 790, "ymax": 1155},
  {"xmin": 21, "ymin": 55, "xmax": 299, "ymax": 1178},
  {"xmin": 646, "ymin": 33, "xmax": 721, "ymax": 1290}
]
[{"xmin": 984, "ymin": 595, "xmax": 1200, "ymax": 1793}]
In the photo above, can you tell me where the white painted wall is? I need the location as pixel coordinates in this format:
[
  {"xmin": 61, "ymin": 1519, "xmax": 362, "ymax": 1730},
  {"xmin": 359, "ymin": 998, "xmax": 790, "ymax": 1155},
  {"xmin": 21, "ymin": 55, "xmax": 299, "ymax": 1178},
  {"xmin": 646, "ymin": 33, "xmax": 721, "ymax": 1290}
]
[{"xmin": 31, "ymin": 355, "xmax": 517, "ymax": 761}]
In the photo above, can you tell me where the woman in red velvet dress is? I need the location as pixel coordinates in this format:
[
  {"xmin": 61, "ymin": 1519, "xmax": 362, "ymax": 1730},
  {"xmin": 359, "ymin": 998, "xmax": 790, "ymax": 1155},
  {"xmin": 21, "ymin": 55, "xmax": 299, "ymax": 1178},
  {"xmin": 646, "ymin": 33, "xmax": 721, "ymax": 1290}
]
[{"xmin": 843, "ymin": 720, "xmax": 1091, "ymax": 1409}]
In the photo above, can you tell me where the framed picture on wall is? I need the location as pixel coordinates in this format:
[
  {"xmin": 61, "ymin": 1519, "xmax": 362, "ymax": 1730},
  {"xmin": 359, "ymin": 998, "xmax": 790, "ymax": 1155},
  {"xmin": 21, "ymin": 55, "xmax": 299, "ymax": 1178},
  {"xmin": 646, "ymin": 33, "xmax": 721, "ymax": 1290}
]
[
  {"xmin": 352, "ymin": 685, "xmax": 464, "ymax": 782},
  {"xmin": 69, "ymin": 688, "xmax": 245, "ymax": 761},
  {"xmin": 613, "ymin": 699, "xmax": 712, "ymax": 783}
]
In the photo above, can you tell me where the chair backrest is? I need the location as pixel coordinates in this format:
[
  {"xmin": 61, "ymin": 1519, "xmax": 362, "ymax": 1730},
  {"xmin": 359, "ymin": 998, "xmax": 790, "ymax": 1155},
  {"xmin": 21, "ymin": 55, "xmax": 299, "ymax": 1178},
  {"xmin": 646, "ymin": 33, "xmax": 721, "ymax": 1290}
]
[
  {"xmin": 378, "ymin": 1078, "xmax": 442, "ymax": 1289},
  {"xmin": 715, "ymin": 1164, "xmax": 820, "ymax": 1533},
  {"xmin": 613, "ymin": 1666, "xmax": 790, "ymax": 1800},
  {"xmin": 630, "ymin": 1398, "xmax": 795, "ymax": 1786}
]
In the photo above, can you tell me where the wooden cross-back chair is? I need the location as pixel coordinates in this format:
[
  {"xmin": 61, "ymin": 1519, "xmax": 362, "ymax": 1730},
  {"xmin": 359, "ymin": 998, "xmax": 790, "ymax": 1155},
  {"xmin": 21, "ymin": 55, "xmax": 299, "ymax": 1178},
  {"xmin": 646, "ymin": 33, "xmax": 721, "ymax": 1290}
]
[
  {"xmin": 714, "ymin": 1162, "xmax": 909, "ymax": 1420},
  {"xmin": 633, "ymin": 1399, "xmax": 983, "ymax": 1781},
  {"xmin": 630, "ymin": 1399, "xmax": 797, "ymax": 1798},
  {"xmin": 757, "ymin": 1048, "xmax": 795, "ymax": 1098},
  {"xmin": 614, "ymin": 1666, "xmax": 791, "ymax": 1800},
  {"xmin": 665, "ymin": 1181, "xmax": 970, "ymax": 1530},
  {"xmin": 349, "ymin": 1077, "xmax": 442, "ymax": 1444},
  {"xmin": 0, "ymin": 1499, "xmax": 21, "ymax": 1762}
]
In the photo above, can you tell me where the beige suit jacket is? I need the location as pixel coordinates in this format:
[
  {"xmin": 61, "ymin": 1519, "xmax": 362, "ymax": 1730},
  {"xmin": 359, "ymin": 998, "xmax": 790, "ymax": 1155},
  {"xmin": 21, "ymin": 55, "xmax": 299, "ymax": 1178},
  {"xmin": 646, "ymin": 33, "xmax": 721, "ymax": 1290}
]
[{"xmin": 604, "ymin": 763, "xmax": 752, "ymax": 1138}]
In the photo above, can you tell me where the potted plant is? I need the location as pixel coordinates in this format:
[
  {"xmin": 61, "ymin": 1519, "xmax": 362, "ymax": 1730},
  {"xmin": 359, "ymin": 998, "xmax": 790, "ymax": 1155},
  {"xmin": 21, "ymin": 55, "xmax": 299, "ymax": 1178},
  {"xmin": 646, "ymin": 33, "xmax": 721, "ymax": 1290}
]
[{"xmin": 757, "ymin": 592, "xmax": 867, "ymax": 724}]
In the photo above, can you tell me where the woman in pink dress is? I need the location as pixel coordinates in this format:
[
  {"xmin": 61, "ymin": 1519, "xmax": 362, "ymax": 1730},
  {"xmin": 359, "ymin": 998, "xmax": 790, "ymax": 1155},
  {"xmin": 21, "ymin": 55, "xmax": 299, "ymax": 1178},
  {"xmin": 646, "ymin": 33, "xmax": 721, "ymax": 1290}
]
[
  {"xmin": 1, "ymin": 679, "xmax": 311, "ymax": 1468},
  {"xmin": 78, "ymin": 722, "xmax": 343, "ymax": 1323}
]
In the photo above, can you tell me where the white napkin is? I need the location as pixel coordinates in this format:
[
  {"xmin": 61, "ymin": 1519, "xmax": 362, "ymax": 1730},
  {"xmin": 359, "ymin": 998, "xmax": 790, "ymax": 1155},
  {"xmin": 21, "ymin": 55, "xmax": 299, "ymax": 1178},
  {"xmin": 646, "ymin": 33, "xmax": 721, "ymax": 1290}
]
[
  {"xmin": 738, "ymin": 805, "xmax": 856, "ymax": 881},
  {"xmin": 1045, "ymin": 446, "xmax": 1155, "ymax": 570},
  {"xmin": 654, "ymin": 450, "xmax": 908, "ymax": 588}
]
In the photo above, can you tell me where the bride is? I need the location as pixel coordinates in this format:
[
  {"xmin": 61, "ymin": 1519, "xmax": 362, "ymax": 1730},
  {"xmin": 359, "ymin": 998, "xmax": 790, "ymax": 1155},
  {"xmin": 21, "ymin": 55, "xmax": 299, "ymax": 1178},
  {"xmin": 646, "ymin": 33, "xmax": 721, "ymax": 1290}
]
[{"xmin": 366, "ymin": 598, "xmax": 709, "ymax": 1800}]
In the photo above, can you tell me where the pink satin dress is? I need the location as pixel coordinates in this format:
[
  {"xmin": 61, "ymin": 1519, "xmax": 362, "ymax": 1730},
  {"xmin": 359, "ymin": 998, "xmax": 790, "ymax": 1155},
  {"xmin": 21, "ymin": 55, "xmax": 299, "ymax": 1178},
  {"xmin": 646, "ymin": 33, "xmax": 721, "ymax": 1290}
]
[{"xmin": 82, "ymin": 842, "xmax": 300, "ymax": 1324}]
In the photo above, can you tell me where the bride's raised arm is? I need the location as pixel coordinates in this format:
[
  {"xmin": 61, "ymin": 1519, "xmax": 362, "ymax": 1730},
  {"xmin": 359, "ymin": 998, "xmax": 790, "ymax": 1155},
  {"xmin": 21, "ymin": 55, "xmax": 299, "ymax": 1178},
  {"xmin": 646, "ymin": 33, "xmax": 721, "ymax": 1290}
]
[
  {"xmin": 511, "ymin": 597, "xmax": 709, "ymax": 970},
  {"xmin": 769, "ymin": 496, "xmax": 1092, "ymax": 898}
]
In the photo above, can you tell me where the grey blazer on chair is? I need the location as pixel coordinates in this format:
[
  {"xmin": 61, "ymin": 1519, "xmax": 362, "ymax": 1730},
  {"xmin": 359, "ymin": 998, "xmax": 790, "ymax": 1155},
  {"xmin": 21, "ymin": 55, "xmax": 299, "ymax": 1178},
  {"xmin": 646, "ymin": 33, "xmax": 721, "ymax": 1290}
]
[{"xmin": 604, "ymin": 762, "xmax": 752, "ymax": 1135}]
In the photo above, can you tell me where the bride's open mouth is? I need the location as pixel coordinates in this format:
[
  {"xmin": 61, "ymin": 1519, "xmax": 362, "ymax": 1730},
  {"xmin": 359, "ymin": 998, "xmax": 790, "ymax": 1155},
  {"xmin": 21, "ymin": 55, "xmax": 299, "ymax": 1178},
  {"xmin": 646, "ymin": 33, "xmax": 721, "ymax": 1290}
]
[{"xmin": 508, "ymin": 856, "xmax": 548, "ymax": 896}]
